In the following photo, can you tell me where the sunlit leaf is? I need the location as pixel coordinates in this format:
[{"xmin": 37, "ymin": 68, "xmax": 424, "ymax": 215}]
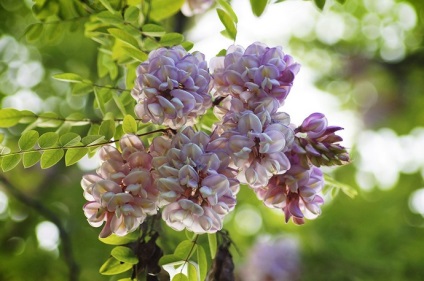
[
  {"xmin": 159, "ymin": 33, "xmax": 184, "ymax": 47},
  {"xmin": 65, "ymin": 147, "xmax": 88, "ymax": 166},
  {"xmin": 181, "ymin": 41, "xmax": 194, "ymax": 51},
  {"xmin": 93, "ymin": 10, "xmax": 122, "ymax": 25},
  {"xmin": 99, "ymin": 119, "xmax": 116, "ymax": 140},
  {"xmin": 217, "ymin": 0, "xmax": 238, "ymax": 23},
  {"xmin": 187, "ymin": 261, "xmax": 198, "ymax": 281},
  {"xmin": 71, "ymin": 81, "xmax": 93, "ymax": 96},
  {"xmin": 122, "ymin": 45, "xmax": 148, "ymax": 62},
  {"xmin": 38, "ymin": 132, "xmax": 59, "ymax": 148},
  {"xmin": 122, "ymin": 115, "xmax": 137, "ymax": 134},
  {"xmin": 174, "ymin": 240, "xmax": 197, "ymax": 260},
  {"xmin": 108, "ymin": 28, "xmax": 139, "ymax": 48},
  {"xmin": 59, "ymin": 132, "xmax": 82, "ymax": 147},
  {"xmin": 52, "ymin": 73, "xmax": 84, "ymax": 83},
  {"xmin": 217, "ymin": 9, "xmax": 237, "ymax": 40},
  {"xmin": 18, "ymin": 130, "xmax": 39, "ymax": 150},
  {"xmin": 99, "ymin": 256, "xmax": 132, "ymax": 275},
  {"xmin": 124, "ymin": 6, "xmax": 140, "ymax": 24},
  {"xmin": 250, "ymin": 0, "xmax": 268, "ymax": 17},
  {"xmin": 23, "ymin": 151, "xmax": 41, "ymax": 168},
  {"xmin": 1, "ymin": 154, "xmax": 22, "ymax": 172},
  {"xmin": 0, "ymin": 108, "xmax": 22, "ymax": 128},
  {"xmin": 40, "ymin": 149, "xmax": 64, "ymax": 169},
  {"xmin": 98, "ymin": 0, "xmax": 116, "ymax": 13},
  {"xmin": 172, "ymin": 273, "xmax": 189, "ymax": 281},
  {"xmin": 141, "ymin": 24, "xmax": 166, "ymax": 37},
  {"xmin": 197, "ymin": 245, "xmax": 207, "ymax": 281},
  {"xmin": 111, "ymin": 246, "xmax": 138, "ymax": 265},
  {"xmin": 99, "ymin": 232, "xmax": 139, "ymax": 245},
  {"xmin": 36, "ymin": 112, "xmax": 63, "ymax": 128},
  {"xmin": 159, "ymin": 254, "xmax": 183, "ymax": 266},
  {"xmin": 150, "ymin": 0, "xmax": 185, "ymax": 21},
  {"xmin": 208, "ymin": 233, "xmax": 217, "ymax": 259},
  {"xmin": 82, "ymin": 135, "xmax": 106, "ymax": 146}
]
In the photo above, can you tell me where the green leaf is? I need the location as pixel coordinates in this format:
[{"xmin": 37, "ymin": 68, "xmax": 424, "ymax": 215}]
[
  {"xmin": 108, "ymin": 28, "xmax": 139, "ymax": 48},
  {"xmin": 111, "ymin": 246, "xmax": 138, "ymax": 265},
  {"xmin": 18, "ymin": 110, "xmax": 37, "ymax": 124},
  {"xmin": 99, "ymin": 232, "xmax": 139, "ymax": 245},
  {"xmin": 122, "ymin": 45, "xmax": 148, "ymax": 62},
  {"xmin": 217, "ymin": 0, "xmax": 238, "ymax": 23},
  {"xmin": 197, "ymin": 246, "xmax": 207, "ymax": 281},
  {"xmin": 113, "ymin": 93, "xmax": 127, "ymax": 116},
  {"xmin": 82, "ymin": 135, "xmax": 106, "ymax": 146},
  {"xmin": 122, "ymin": 115, "xmax": 137, "ymax": 134},
  {"xmin": 324, "ymin": 174, "xmax": 358, "ymax": 198},
  {"xmin": 181, "ymin": 41, "xmax": 194, "ymax": 51},
  {"xmin": 40, "ymin": 149, "xmax": 64, "ymax": 169},
  {"xmin": 65, "ymin": 112, "xmax": 91, "ymax": 126},
  {"xmin": 37, "ymin": 112, "xmax": 63, "ymax": 128},
  {"xmin": 59, "ymin": 132, "xmax": 82, "ymax": 147},
  {"xmin": 99, "ymin": 257, "xmax": 132, "ymax": 275},
  {"xmin": 159, "ymin": 254, "xmax": 183, "ymax": 266},
  {"xmin": 1, "ymin": 154, "xmax": 22, "ymax": 172},
  {"xmin": 250, "ymin": 0, "xmax": 268, "ymax": 17},
  {"xmin": 124, "ymin": 6, "xmax": 140, "ymax": 24},
  {"xmin": 38, "ymin": 132, "xmax": 59, "ymax": 148},
  {"xmin": 71, "ymin": 81, "xmax": 93, "ymax": 96},
  {"xmin": 159, "ymin": 33, "xmax": 184, "ymax": 47},
  {"xmin": 22, "ymin": 151, "xmax": 41, "ymax": 168},
  {"xmin": 174, "ymin": 240, "xmax": 197, "ymax": 260},
  {"xmin": 65, "ymin": 147, "xmax": 88, "ymax": 166},
  {"xmin": 172, "ymin": 273, "xmax": 189, "ymax": 281},
  {"xmin": 217, "ymin": 8, "xmax": 237, "ymax": 40},
  {"xmin": 207, "ymin": 233, "xmax": 217, "ymax": 259},
  {"xmin": 314, "ymin": 0, "xmax": 326, "ymax": 10},
  {"xmin": 141, "ymin": 24, "xmax": 165, "ymax": 37},
  {"xmin": 150, "ymin": 0, "xmax": 185, "ymax": 21},
  {"xmin": 93, "ymin": 10, "xmax": 122, "ymax": 25},
  {"xmin": 187, "ymin": 262, "xmax": 198, "ymax": 281},
  {"xmin": 98, "ymin": 0, "xmax": 116, "ymax": 13},
  {"xmin": 18, "ymin": 130, "xmax": 39, "ymax": 150},
  {"xmin": 99, "ymin": 119, "xmax": 116, "ymax": 140},
  {"xmin": 0, "ymin": 108, "xmax": 22, "ymax": 128},
  {"xmin": 52, "ymin": 73, "xmax": 84, "ymax": 83},
  {"xmin": 25, "ymin": 23, "xmax": 43, "ymax": 43}
]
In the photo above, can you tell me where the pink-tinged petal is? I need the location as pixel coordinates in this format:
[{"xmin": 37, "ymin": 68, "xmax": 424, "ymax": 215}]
[
  {"xmin": 199, "ymin": 215, "xmax": 213, "ymax": 231},
  {"xmin": 180, "ymin": 143, "xmax": 203, "ymax": 161},
  {"xmin": 157, "ymin": 96, "xmax": 177, "ymax": 118},
  {"xmin": 244, "ymin": 166, "xmax": 258, "ymax": 186},
  {"xmin": 179, "ymin": 165, "xmax": 199, "ymax": 188},
  {"xmin": 99, "ymin": 145, "xmax": 123, "ymax": 162},
  {"xmin": 94, "ymin": 180, "xmax": 121, "ymax": 195},
  {"xmin": 120, "ymin": 134, "xmax": 144, "ymax": 151},
  {"xmin": 99, "ymin": 212, "xmax": 114, "ymax": 238},
  {"xmin": 202, "ymin": 174, "xmax": 229, "ymax": 192},
  {"xmin": 127, "ymin": 151, "xmax": 152, "ymax": 170},
  {"xmin": 237, "ymin": 112, "xmax": 263, "ymax": 134},
  {"xmin": 288, "ymin": 199, "xmax": 303, "ymax": 219},
  {"xmin": 157, "ymin": 178, "xmax": 185, "ymax": 193}
]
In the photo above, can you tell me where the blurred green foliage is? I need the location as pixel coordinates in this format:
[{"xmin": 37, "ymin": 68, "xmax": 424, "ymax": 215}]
[{"xmin": 1, "ymin": 0, "xmax": 424, "ymax": 280}]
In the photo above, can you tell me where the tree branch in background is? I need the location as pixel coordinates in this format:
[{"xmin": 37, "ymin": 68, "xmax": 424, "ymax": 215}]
[{"xmin": 0, "ymin": 175, "xmax": 79, "ymax": 281}]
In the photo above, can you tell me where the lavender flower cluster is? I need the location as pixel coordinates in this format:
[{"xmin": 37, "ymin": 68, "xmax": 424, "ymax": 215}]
[{"xmin": 82, "ymin": 42, "xmax": 349, "ymax": 237}]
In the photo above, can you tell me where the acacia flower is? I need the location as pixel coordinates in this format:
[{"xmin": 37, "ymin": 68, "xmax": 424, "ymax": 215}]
[
  {"xmin": 293, "ymin": 112, "xmax": 350, "ymax": 168},
  {"xmin": 255, "ymin": 154, "xmax": 324, "ymax": 225},
  {"xmin": 210, "ymin": 42, "xmax": 300, "ymax": 108},
  {"xmin": 81, "ymin": 135, "xmax": 158, "ymax": 238},
  {"xmin": 131, "ymin": 46, "xmax": 212, "ymax": 129},
  {"xmin": 210, "ymin": 108, "xmax": 294, "ymax": 188},
  {"xmin": 151, "ymin": 127, "xmax": 238, "ymax": 233}
]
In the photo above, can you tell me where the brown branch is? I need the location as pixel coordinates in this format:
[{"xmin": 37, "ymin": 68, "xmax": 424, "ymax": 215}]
[{"xmin": 0, "ymin": 175, "xmax": 79, "ymax": 281}]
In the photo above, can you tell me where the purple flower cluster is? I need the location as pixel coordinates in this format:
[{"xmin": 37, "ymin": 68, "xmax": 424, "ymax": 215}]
[
  {"xmin": 81, "ymin": 135, "xmax": 158, "ymax": 238},
  {"xmin": 151, "ymin": 127, "xmax": 238, "ymax": 233},
  {"xmin": 82, "ymin": 42, "xmax": 349, "ymax": 237},
  {"xmin": 131, "ymin": 46, "xmax": 212, "ymax": 129}
]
